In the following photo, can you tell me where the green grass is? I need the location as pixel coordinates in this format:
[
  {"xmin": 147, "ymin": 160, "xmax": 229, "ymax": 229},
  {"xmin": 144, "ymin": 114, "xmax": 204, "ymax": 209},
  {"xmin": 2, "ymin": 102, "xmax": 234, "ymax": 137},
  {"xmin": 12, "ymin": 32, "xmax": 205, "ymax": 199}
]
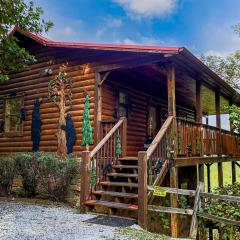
[
  {"xmin": 204, "ymin": 161, "xmax": 240, "ymax": 190},
  {"xmin": 118, "ymin": 227, "xmax": 170, "ymax": 240}
]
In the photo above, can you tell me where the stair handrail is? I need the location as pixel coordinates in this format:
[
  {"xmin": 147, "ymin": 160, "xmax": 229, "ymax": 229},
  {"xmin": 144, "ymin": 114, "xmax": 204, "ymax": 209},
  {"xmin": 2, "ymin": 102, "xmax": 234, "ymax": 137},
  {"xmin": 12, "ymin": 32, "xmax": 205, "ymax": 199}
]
[
  {"xmin": 90, "ymin": 117, "xmax": 126, "ymax": 158},
  {"xmin": 146, "ymin": 116, "xmax": 173, "ymax": 159}
]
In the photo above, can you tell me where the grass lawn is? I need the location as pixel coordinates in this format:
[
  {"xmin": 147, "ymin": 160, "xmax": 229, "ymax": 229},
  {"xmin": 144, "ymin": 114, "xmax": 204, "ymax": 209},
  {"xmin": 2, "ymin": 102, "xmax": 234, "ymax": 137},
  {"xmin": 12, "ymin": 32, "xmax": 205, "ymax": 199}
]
[{"xmin": 204, "ymin": 161, "xmax": 240, "ymax": 190}]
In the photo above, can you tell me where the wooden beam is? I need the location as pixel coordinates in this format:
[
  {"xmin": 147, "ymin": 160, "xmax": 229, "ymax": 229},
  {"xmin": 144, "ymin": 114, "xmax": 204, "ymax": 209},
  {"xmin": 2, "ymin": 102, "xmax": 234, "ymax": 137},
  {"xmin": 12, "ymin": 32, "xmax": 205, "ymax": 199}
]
[
  {"xmin": 229, "ymin": 99, "xmax": 237, "ymax": 185},
  {"xmin": 138, "ymin": 151, "xmax": 148, "ymax": 229},
  {"xmin": 232, "ymin": 161, "xmax": 236, "ymax": 184},
  {"xmin": 197, "ymin": 212, "xmax": 240, "ymax": 227},
  {"xmin": 196, "ymin": 80, "xmax": 204, "ymax": 183},
  {"xmin": 148, "ymin": 205, "xmax": 193, "ymax": 215},
  {"xmin": 94, "ymin": 72, "xmax": 102, "ymax": 144},
  {"xmin": 167, "ymin": 63, "xmax": 176, "ymax": 117},
  {"xmin": 196, "ymin": 80, "xmax": 202, "ymax": 122},
  {"xmin": 216, "ymin": 92, "xmax": 223, "ymax": 187},
  {"xmin": 170, "ymin": 166, "xmax": 179, "ymax": 238},
  {"xmin": 207, "ymin": 163, "xmax": 211, "ymax": 192},
  {"xmin": 189, "ymin": 182, "xmax": 204, "ymax": 239},
  {"xmin": 175, "ymin": 156, "xmax": 240, "ymax": 167}
]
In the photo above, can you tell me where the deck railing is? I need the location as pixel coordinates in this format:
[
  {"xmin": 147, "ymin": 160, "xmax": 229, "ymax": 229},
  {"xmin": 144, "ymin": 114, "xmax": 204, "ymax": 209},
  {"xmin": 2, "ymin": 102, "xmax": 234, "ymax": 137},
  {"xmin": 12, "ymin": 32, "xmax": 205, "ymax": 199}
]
[
  {"xmin": 80, "ymin": 117, "xmax": 127, "ymax": 212},
  {"xmin": 177, "ymin": 119, "xmax": 240, "ymax": 156},
  {"xmin": 138, "ymin": 116, "xmax": 174, "ymax": 228}
]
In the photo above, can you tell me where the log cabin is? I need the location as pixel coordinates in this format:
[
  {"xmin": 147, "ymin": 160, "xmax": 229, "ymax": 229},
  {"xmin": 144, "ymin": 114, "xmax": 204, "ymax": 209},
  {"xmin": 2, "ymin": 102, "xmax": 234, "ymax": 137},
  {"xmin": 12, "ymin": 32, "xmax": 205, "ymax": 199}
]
[{"xmin": 1, "ymin": 27, "xmax": 240, "ymax": 237}]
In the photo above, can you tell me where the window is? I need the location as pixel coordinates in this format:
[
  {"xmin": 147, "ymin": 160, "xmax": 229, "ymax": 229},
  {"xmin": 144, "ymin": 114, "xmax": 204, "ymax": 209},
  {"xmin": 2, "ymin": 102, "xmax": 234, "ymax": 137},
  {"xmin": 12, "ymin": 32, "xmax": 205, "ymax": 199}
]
[
  {"xmin": 4, "ymin": 97, "xmax": 23, "ymax": 136},
  {"xmin": 118, "ymin": 91, "xmax": 128, "ymax": 117}
]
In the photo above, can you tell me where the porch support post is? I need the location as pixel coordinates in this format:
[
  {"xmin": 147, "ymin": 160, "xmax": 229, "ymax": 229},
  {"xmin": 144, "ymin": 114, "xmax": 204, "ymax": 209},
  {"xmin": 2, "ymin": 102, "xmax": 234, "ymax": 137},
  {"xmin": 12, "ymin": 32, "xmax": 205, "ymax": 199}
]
[
  {"xmin": 138, "ymin": 151, "xmax": 148, "ymax": 229},
  {"xmin": 196, "ymin": 80, "xmax": 204, "ymax": 183},
  {"xmin": 229, "ymin": 100, "xmax": 236, "ymax": 184},
  {"xmin": 207, "ymin": 163, "xmax": 211, "ymax": 192},
  {"xmin": 167, "ymin": 62, "xmax": 179, "ymax": 238},
  {"xmin": 94, "ymin": 72, "xmax": 102, "ymax": 143},
  {"xmin": 80, "ymin": 151, "xmax": 91, "ymax": 213},
  {"xmin": 215, "ymin": 92, "xmax": 223, "ymax": 187}
]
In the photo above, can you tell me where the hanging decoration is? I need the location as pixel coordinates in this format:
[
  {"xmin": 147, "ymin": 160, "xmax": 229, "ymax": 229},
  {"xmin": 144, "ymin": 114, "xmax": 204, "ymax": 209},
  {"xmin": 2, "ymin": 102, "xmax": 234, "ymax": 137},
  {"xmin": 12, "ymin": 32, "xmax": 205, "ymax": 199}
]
[
  {"xmin": 48, "ymin": 64, "xmax": 73, "ymax": 156},
  {"xmin": 81, "ymin": 89, "xmax": 93, "ymax": 150},
  {"xmin": 116, "ymin": 134, "xmax": 121, "ymax": 157},
  {"xmin": 31, "ymin": 99, "xmax": 42, "ymax": 151}
]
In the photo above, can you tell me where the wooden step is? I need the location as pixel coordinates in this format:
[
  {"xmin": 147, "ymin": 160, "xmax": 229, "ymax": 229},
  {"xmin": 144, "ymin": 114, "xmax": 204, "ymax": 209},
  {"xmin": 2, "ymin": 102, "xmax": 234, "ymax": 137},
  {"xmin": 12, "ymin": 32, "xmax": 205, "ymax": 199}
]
[
  {"xmin": 118, "ymin": 157, "xmax": 138, "ymax": 161},
  {"xmin": 113, "ymin": 165, "xmax": 138, "ymax": 169},
  {"xmin": 100, "ymin": 181, "xmax": 138, "ymax": 188},
  {"xmin": 93, "ymin": 190, "xmax": 138, "ymax": 198},
  {"xmin": 107, "ymin": 172, "xmax": 138, "ymax": 178},
  {"xmin": 85, "ymin": 200, "xmax": 138, "ymax": 211}
]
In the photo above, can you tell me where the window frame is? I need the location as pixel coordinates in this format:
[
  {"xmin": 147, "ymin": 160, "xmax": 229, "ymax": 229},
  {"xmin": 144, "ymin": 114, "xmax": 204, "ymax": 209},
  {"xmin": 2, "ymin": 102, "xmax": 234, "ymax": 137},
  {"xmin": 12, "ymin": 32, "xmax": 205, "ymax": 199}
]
[
  {"xmin": 3, "ymin": 96, "xmax": 24, "ymax": 137},
  {"xmin": 117, "ymin": 91, "xmax": 129, "ymax": 118}
]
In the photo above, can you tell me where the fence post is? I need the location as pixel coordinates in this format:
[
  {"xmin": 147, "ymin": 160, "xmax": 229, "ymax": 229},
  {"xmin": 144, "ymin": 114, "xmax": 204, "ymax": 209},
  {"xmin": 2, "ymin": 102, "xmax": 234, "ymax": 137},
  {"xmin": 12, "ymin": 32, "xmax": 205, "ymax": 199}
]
[
  {"xmin": 80, "ymin": 150, "xmax": 91, "ymax": 213},
  {"xmin": 121, "ymin": 117, "xmax": 127, "ymax": 157},
  {"xmin": 138, "ymin": 151, "xmax": 148, "ymax": 229}
]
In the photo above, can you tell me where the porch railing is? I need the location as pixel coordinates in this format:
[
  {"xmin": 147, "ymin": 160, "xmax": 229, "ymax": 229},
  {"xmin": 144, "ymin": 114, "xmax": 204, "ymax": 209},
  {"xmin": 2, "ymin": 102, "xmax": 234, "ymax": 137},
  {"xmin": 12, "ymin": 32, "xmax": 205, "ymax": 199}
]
[
  {"xmin": 138, "ymin": 116, "xmax": 174, "ymax": 228},
  {"xmin": 177, "ymin": 119, "xmax": 240, "ymax": 156},
  {"xmin": 80, "ymin": 117, "xmax": 127, "ymax": 212}
]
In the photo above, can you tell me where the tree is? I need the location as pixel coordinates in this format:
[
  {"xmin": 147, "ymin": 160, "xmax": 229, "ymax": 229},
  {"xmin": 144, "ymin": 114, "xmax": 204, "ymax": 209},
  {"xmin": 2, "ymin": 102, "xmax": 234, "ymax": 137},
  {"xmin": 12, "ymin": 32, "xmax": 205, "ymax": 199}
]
[
  {"xmin": 48, "ymin": 65, "xmax": 73, "ymax": 156},
  {"xmin": 0, "ymin": 0, "xmax": 53, "ymax": 81},
  {"xmin": 200, "ymin": 23, "xmax": 240, "ymax": 91},
  {"xmin": 82, "ymin": 90, "xmax": 93, "ymax": 150},
  {"xmin": 200, "ymin": 52, "xmax": 240, "ymax": 91}
]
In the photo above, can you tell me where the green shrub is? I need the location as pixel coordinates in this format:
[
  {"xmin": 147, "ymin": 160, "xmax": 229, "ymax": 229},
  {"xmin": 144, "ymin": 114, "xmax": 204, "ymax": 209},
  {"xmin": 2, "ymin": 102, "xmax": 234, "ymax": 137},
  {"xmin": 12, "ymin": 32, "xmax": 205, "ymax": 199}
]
[
  {"xmin": 14, "ymin": 152, "xmax": 41, "ymax": 197},
  {"xmin": 37, "ymin": 152, "xmax": 79, "ymax": 201},
  {"xmin": 0, "ymin": 155, "xmax": 16, "ymax": 195},
  {"xmin": 200, "ymin": 183, "xmax": 240, "ymax": 240}
]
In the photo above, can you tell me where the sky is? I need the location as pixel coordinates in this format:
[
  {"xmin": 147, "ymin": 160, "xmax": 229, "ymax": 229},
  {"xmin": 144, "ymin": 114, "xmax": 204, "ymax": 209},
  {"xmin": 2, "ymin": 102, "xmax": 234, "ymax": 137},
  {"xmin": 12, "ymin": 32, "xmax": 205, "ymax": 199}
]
[{"xmin": 32, "ymin": 0, "xmax": 240, "ymax": 56}]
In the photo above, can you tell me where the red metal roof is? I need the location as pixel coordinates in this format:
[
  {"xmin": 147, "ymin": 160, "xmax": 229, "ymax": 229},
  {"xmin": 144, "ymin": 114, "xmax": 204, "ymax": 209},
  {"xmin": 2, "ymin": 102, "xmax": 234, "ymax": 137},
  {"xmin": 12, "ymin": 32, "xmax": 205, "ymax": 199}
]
[{"xmin": 10, "ymin": 26, "xmax": 182, "ymax": 53}]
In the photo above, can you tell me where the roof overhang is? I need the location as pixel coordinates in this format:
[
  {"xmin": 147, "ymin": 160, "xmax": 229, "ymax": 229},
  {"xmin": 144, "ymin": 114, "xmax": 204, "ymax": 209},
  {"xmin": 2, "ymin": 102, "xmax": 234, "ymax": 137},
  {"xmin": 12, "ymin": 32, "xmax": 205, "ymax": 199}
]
[{"xmin": 8, "ymin": 26, "xmax": 240, "ymax": 105}]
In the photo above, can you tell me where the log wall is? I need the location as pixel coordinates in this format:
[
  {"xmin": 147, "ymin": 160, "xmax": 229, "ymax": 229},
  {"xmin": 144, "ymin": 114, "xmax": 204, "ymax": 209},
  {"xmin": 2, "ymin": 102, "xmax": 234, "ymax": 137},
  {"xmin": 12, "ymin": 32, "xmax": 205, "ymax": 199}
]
[{"xmin": 0, "ymin": 43, "xmax": 95, "ymax": 155}]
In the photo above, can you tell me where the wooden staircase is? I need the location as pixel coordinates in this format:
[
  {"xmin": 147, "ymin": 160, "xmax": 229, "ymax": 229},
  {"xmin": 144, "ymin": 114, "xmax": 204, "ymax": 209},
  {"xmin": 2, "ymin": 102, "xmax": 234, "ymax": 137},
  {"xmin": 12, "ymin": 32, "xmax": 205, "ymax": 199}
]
[{"xmin": 85, "ymin": 157, "xmax": 139, "ymax": 219}]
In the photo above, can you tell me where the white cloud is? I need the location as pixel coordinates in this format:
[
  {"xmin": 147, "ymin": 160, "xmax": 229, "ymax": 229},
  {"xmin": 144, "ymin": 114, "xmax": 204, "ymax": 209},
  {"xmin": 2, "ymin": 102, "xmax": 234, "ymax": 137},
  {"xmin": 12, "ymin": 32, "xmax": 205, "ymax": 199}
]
[
  {"xmin": 204, "ymin": 50, "xmax": 228, "ymax": 58},
  {"xmin": 96, "ymin": 16, "xmax": 123, "ymax": 39},
  {"xmin": 109, "ymin": 18, "xmax": 123, "ymax": 27},
  {"xmin": 113, "ymin": 0, "xmax": 177, "ymax": 19},
  {"xmin": 122, "ymin": 38, "xmax": 139, "ymax": 45}
]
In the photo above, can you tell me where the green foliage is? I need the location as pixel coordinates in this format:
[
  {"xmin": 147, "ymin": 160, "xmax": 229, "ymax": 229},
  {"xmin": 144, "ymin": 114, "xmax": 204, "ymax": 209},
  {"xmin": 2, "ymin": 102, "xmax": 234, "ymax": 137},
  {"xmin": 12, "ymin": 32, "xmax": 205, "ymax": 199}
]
[
  {"xmin": 200, "ymin": 183, "xmax": 240, "ymax": 240},
  {"xmin": 37, "ymin": 152, "xmax": 78, "ymax": 202},
  {"xmin": 0, "ymin": 152, "xmax": 78, "ymax": 202},
  {"xmin": 48, "ymin": 68, "xmax": 73, "ymax": 108},
  {"xmin": 233, "ymin": 23, "xmax": 240, "ymax": 37},
  {"xmin": 82, "ymin": 94, "xmax": 93, "ymax": 147},
  {"xmin": 0, "ymin": 155, "xmax": 16, "ymax": 195},
  {"xmin": 118, "ymin": 227, "xmax": 170, "ymax": 240},
  {"xmin": 116, "ymin": 134, "xmax": 121, "ymax": 157},
  {"xmin": 14, "ymin": 152, "xmax": 41, "ymax": 197},
  {"xmin": 200, "ymin": 52, "xmax": 240, "ymax": 91},
  {"xmin": 227, "ymin": 105, "xmax": 240, "ymax": 134},
  {"xmin": 0, "ymin": 0, "xmax": 53, "ymax": 80}
]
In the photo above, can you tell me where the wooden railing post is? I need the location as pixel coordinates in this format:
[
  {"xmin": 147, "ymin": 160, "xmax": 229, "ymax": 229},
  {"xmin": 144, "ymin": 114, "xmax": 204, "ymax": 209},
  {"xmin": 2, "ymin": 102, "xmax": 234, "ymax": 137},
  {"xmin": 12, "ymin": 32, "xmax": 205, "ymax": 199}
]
[
  {"xmin": 121, "ymin": 117, "xmax": 127, "ymax": 157},
  {"xmin": 138, "ymin": 151, "xmax": 148, "ymax": 229},
  {"xmin": 170, "ymin": 166, "xmax": 179, "ymax": 238},
  {"xmin": 80, "ymin": 150, "xmax": 91, "ymax": 213}
]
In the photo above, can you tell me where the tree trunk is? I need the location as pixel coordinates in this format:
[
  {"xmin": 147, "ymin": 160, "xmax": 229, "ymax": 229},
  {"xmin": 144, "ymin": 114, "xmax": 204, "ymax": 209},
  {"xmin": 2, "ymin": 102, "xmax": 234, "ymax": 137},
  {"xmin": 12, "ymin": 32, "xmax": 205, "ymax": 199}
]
[{"xmin": 57, "ymin": 90, "xmax": 67, "ymax": 156}]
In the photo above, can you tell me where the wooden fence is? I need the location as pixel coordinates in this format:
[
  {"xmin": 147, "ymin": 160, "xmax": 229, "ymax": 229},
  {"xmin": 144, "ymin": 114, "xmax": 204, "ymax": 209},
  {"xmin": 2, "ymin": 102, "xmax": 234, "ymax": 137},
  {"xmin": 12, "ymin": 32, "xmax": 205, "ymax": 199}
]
[{"xmin": 148, "ymin": 182, "xmax": 240, "ymax": 239}]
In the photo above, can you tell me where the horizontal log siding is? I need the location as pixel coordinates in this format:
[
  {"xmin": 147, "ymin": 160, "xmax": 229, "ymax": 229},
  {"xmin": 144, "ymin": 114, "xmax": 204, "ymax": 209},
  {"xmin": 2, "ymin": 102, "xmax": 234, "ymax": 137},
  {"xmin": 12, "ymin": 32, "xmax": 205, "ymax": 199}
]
[
  {"xmin": 0, "ymin": 46, "xmax": 95, "ymax": 155},
  {"xmin": 102, "ymin": 82, "xmax": 148, "ymax": 156}
]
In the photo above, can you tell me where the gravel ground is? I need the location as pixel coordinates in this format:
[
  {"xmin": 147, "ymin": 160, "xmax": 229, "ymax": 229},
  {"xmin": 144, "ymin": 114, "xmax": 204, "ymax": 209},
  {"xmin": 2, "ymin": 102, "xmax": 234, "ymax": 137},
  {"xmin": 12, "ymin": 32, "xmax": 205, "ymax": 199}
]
[{"xmin": 0, "ymin": 201, "xmax": 138, "ymax": 240}]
